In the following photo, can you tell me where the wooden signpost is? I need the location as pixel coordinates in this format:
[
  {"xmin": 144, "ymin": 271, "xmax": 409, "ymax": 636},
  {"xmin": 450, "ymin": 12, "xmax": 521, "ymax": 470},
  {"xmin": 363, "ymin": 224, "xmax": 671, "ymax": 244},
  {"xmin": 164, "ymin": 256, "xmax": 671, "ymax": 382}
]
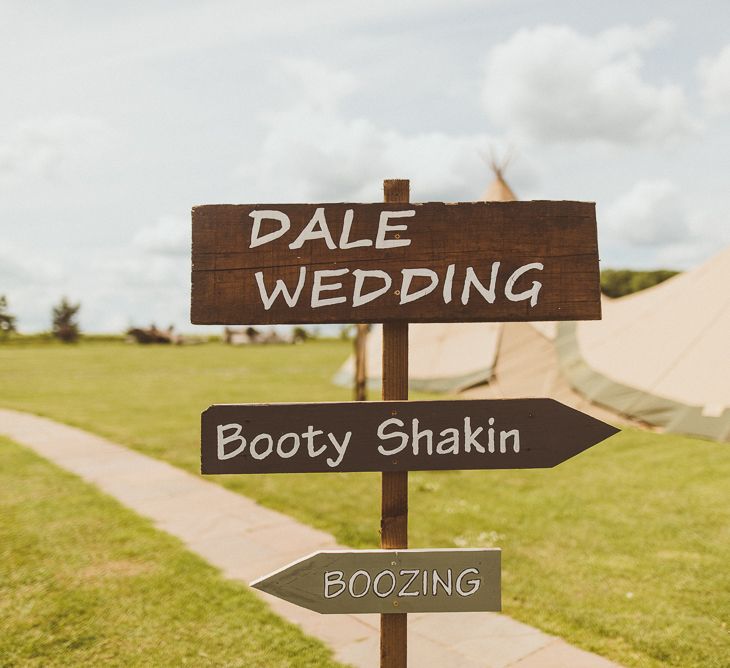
[
  {"xmin": 191, "ymin": 179, "xmax": 614, "ymax": 668},
  {"xmin": 202, "ymin": 399, "xmax": 618, "ymax": 474},
  {"xmin": 191, "ymin": 200, "xmax": 602, "ymax": 325},
  {"xmin": 251, "ymin": 549, "xmax": 501, "ymax": 614}
]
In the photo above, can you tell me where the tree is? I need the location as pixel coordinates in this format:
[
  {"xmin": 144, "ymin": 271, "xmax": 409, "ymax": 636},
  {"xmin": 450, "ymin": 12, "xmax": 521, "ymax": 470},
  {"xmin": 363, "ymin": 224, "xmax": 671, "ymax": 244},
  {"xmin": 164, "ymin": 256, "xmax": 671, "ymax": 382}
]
[
  {"xmin": 0, "ymin": 295, "xmax": 16, "ymax": 338},
  {"xmin": 292, "ymin": 326, "xmax": 309, "ymax": 343},
  {"xmin": 52, "ymin": 297, "xmax": 81, "ymax": 342},
  {"xmin": 600, "ymin": 269, "xmax": 679, "ymax": 299}
]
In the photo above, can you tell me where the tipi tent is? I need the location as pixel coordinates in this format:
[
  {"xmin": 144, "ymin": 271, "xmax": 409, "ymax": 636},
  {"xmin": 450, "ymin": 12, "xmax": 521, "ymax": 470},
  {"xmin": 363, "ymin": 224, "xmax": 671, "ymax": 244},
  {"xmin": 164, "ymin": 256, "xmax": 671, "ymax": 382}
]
[
  {"xmin": 481, "ymin": 164, "xmax": 517, "ymax": 202},
  {"xmin": 463, "ymin": 313, "xmax": 639, "ymax": 429},
  {"xmin": 334, "ymin": 321, "xmax": 502, "ymax": 393},
  {"xmin": 333, "ymin": 164, "xmax": 513, "ymax": 393},
  {"xmin": 556, "ymin": 246, "xmax": 730, "ymax": 441}
]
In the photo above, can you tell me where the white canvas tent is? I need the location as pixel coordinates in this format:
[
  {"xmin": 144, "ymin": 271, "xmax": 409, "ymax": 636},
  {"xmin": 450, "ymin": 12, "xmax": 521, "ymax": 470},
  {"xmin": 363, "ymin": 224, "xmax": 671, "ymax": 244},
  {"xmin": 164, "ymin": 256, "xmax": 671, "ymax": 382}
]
[
  {"xmin": 334, "ymin": 321, "xmax": 502, "ymax": 393},
  {"xmin": 556, "ymin": 245, "xmax": 730, "ymax": 441}
]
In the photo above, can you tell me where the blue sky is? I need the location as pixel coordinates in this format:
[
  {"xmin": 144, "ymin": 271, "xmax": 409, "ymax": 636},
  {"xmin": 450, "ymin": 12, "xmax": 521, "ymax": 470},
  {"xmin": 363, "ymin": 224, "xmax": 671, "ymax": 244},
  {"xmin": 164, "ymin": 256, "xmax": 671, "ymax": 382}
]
[{"xmin": 1, "ymin": 1, "xmax": 729, "ymax": 332}]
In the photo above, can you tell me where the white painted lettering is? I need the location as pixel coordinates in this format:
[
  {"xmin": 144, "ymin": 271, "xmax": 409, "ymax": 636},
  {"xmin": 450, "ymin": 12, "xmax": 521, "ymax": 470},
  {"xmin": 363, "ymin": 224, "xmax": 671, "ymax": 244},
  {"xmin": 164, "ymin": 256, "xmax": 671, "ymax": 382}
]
[
  {"xmin": 375, "ymin": 210, "xmax": 414, "ymax": 248},
  {"xmin": 339, "ymin": 209, "xmax": 372, "ymax": 249},
  {"xmin": 411, "ymin": 418, "xmax": 433, "ymax": 455},
  {"xmin": 326, "ymin": 432, "xmax": 351, "ymax": 468},
  {"xmin": 217, "ymin": 423, "xmax": 246, "ymax": 460},
  {"xmin": 456, "ymin": 568, "xmax": 481, "ymax": 596},
  {"xmin": 373, "ymin": 570, "xmax": 397, "ymax": 598},
  {"xmin": 397, "ymin": 569, "xmax": 420, "ymax": 597},
  {"xmin": 443, "ymin": 263, "xmax": 455, "ymax": 303},
  {"xmin": 349, "ymin": 570, "xmax": 371, "ymax": 598},
  {"xmin": 505, "ymin": 262, "xmax": 544, "ymax": 307},
  {"xmin": 432, "ymin": 569, "xmax": 453, "ymax": 596},
  {"xmin": 352, "ymin": 269, "xmax": 391, "ymax": 307},
  {"xmin": 464, "ymin": 417, "xmax": 485, "ymax": 453},
  {"xmin": 324, "ymin": 571, "xmax": 346, "ymax": 598},
  {"xmin": 500, "ymin": 429, "xmax": 520, "ymax": 453},
  {"xmin": 304, "ymin": 425, "xmax": 326, "ymax": 458},
  {"xmin": 276, "ymin": 433, "xmax": 300, "ymax": 458},
  {"xmin": 289, "ymin": 207, "xmax": 337, "ymax": 250},
  {"xmin": 249, "ymin": 210, "xmax": 290, "ymax": 248},
  {"xmin": 400, "ymin": 268, "xmax": 439, "ymax": 305},
  {"xmin": 436, "ymin": 428, "xmax": 459, "ymax": 455},
  {"xmin": 255, "ymin": 267, "xmax": 306, "ymax": 310},
  {"xmin": 311, "ymin": 268, "xmax": 348, "ymax": 308},
  {"xmin": 377, "ymin": 418, "xmax": 408, "ymax": 456},
  {"xmin": 250, "ymin": 433, "xmax": 273, "ymax": 460},
  {"xmin": 461, "ymin": 262, "xmax": 500, "ymax": 305}
]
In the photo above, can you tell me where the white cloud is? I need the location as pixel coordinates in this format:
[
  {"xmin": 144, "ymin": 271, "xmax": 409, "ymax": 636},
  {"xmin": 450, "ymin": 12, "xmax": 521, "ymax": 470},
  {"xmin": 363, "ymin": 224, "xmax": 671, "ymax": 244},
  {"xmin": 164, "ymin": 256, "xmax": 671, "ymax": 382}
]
[
  {"xmin": 656, "ymin": 204, "xmax": 730, "ymax": 269},
  {"xmin": 599, "ymin": 183, "xmax": 730, "ymax": 270},
  {"xmin": 238, "ymin": 59, "xmax": 524, "ymax": 203},
  {"xmin": 0, "ymin": 115, "xmax": 111, "ymax": 186},
  {"xmin": 482, "ymin": 22, "xmax": 696, "ymax": 145},
  {"xmin": 0, "ymin": 241, "xmax": 63, "ymax": 288},
  {"xmin": 698, "ymin": 45, "xmax": 730, "ymax": 115},
  {"xmin": 279, "ymin": 59, "xmax": 358, "ymax": 113},
  {"xmin": 0, "ymin": 230, "xmax": 191, "ymax": 332},
  {"xmin": 132, "ymin": 215, "xmax": 190, "ymax": 256},
  {"xmin": 0, "ymin": 242, "xmax": 66, "ymax": 332},
  {"xmin": 603, "ymin": 180, "xmax": 690, "ymax": 246}
]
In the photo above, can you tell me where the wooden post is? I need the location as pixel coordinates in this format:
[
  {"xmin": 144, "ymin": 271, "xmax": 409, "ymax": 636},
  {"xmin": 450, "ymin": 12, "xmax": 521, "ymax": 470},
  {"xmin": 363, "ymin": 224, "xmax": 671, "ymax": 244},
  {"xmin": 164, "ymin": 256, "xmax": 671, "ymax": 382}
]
[
  {"xmin": 380, "ymin": 178, "xmax": 409, "ymax": 668},
  {"xmin": 354, "ymin": 324, "xmax": 368, "ymax": 401}
]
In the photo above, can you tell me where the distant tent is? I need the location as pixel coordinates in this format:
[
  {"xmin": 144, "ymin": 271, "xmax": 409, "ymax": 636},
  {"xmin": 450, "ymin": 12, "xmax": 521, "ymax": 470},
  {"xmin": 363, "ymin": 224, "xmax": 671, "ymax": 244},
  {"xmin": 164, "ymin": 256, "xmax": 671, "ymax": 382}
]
[
  {"xmin": 557, "ymin": 246, "xmax": 730, "ymax": 441},
  {"xmin": 481, "ymin": 168, "xmax": 516, "ymax": 201},
  {"xmin": 334, "ymin": 321, "xmax": 502, "ymax": 393},
  {"xmin": 333, "ymin": 160, "xmax": 514, "ymax": 393}
]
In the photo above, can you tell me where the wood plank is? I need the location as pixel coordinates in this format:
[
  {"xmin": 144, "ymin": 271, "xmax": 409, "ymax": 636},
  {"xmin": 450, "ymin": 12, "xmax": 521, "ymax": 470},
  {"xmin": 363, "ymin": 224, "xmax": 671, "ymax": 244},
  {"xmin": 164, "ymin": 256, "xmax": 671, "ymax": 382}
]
[
  {"xmin": 250, "ymin": 549, "xmax": 501, "ymax": 614},
  {"xmin": 190, "ymin": 201, "xmax": 601, "ymax": 325},
  {"xmin": 201, "ymin": 399, "xmax": 620, "ymax": 474}
]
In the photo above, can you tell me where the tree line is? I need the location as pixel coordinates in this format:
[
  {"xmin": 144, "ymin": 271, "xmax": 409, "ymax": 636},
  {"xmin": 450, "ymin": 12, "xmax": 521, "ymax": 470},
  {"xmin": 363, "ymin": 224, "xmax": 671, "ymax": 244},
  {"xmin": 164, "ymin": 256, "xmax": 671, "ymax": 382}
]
[
  {"xmin": 599, "ymin": 269, "xmax": 679, "ymax": 298},
  {"xmin": 0, "ymin": 296, "xmax": 80, "ymax": 342}
]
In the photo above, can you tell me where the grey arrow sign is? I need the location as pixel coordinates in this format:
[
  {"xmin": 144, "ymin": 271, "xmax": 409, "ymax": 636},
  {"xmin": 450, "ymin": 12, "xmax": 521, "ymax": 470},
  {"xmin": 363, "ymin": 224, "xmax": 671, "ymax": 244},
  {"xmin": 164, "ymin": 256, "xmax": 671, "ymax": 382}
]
[
  {"xmin": 251, "ymin": 549, "xmax": 501, "ymax": 614},
  {"xmin": 202, "ymin": 398, "xmax": 619, "ymax": 474}
]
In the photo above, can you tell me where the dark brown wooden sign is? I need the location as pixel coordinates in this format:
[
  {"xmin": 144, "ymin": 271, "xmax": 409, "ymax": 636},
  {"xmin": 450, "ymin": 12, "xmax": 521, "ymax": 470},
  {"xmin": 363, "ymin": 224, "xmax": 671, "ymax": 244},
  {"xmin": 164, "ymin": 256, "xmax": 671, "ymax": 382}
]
[
  {"xmin": 201, "ymin": 399, "xmax": 618, "ymax": 474},
  {"xmin": 251, "ymin": 548, "xmax": 501, "ymax": 614},
  {"xmin": 191, "ymin": 201, "xmax": 601, "ymax": 325}
]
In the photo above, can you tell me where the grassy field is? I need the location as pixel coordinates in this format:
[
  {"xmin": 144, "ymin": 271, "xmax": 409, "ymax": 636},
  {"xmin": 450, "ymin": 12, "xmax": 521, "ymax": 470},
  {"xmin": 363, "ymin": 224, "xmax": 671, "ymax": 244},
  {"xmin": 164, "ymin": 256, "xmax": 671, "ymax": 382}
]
[
  {"xmin": 1, "ymin": 339, "xmax": 729, "ymax": 667},
  {"xmin": 0, "ymin": 434, "xmax": 341, "ymax": 667}
]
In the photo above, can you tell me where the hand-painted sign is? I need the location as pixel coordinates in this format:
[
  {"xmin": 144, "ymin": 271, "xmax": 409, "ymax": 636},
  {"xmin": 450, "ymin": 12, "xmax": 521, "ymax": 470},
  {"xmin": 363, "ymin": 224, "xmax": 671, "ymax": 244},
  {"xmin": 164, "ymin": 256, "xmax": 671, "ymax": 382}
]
[
  {"xmin": 191, "ymin": 201, "xmax": 601, "ymax": 325},
  {"xmin": 251, "ymin": 549, "xmax": 501, "ymax": 614},
  {"xmin": 201, "ymin": 399, "xmax": 618, "ymax": 474}
]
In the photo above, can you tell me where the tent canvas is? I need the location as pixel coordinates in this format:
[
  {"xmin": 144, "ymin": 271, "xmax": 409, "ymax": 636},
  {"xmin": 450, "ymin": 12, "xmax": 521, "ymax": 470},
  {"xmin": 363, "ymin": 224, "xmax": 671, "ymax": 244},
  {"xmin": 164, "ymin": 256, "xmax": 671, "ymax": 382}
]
[
  {"xmin": 334, "ymin": 322, "xmax": 502, "ymax": 394},
  {"xmin": 557, "ymin": 245, "xmax": 730, "ymax": 441}
]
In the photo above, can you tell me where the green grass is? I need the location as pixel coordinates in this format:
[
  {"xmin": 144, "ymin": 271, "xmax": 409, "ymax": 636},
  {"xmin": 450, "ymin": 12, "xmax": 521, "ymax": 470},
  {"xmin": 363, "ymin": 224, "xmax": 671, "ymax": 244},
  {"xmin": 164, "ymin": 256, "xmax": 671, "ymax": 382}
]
[
  {"xmin": 1, "ymin": 340, "xmax": 729, "ymax": 667},
  {"xmin": 0, "ymin": 434, "xmax": 341, "ymax": 667}
]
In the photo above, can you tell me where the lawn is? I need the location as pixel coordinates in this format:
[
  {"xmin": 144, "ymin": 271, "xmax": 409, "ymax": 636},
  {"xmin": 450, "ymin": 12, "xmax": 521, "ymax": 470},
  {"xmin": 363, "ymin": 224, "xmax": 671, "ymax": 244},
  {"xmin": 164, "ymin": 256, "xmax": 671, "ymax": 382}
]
[
  {"xmin": 0, "ymin": 434, "xmax": 341, "ymax": 667},
  {"xmin": 1, "ymin": 339, "xmax": 728, "ymax": 667}
]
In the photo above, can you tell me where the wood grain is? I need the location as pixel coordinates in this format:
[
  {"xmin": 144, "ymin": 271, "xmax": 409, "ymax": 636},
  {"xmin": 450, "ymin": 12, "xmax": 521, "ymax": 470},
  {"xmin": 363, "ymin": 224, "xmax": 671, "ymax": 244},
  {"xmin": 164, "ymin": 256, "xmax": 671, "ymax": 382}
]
[{"xmin": 190, "ymin": 200, "xmax": 602, "ymax": 325}]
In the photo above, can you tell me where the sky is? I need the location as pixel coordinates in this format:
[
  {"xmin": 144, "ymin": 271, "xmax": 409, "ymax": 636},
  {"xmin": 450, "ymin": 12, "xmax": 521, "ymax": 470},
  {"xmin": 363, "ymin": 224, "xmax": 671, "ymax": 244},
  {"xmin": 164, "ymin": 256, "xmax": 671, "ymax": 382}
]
[{"xmin": 1, "ymin": 0, "xmax": 729, "ymax": 333}]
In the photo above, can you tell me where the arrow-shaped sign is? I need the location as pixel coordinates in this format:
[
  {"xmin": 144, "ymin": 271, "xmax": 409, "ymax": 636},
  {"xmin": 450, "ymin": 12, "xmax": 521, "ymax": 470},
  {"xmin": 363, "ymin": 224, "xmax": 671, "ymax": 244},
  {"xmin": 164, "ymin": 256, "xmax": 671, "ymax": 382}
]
[
  {"xmin": 251, "ymin": 549, "xmax": 501, "ymax": 614},
  {"xmin": 202, "ymin": 398, "xmax": 619, "ymax": 474}
]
